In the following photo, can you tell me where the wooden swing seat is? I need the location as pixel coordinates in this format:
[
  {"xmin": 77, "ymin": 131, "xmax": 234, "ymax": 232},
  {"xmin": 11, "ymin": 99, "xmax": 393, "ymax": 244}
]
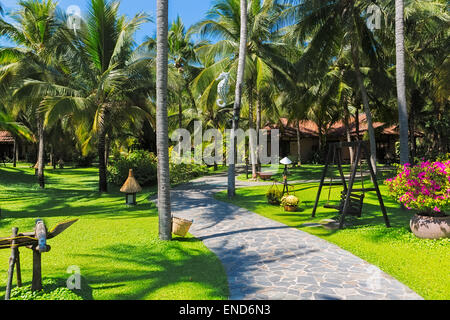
[{"xmin": 324, "ymin": 191, "xmax": 365, "ymax": 217}]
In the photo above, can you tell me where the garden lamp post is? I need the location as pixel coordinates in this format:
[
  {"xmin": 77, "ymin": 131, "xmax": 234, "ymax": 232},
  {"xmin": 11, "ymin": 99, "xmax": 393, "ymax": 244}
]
[
  {"xmin": 280, "ymin": 157, "xmax": 292, "ymax": 195},
  {"xmin": 120, "ymin": 169, "xmax": 142, "ymax": 206}
]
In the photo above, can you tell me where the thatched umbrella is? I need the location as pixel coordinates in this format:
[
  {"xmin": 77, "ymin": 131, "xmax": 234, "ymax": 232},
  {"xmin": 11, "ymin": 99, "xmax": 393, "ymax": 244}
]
[{"xmin": 120, "ymin": 169, "xmax": 142, "ymax": 205}]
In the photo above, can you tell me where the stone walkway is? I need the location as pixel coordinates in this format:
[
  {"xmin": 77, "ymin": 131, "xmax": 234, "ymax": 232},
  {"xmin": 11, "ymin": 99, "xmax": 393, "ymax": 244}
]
[{"xmin": 164, "ymin": 173, "xmax": 422, "ymax": 300}]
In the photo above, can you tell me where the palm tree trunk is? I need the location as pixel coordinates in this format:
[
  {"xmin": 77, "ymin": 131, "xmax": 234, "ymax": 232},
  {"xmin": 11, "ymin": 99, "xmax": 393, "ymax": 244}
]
[
  {"xmin": 13, "ymin": 138, "xmax": 17, "ymax": 168},
  {"xmin": 351, "ymin": 42, "xmax": 377, "ymax": 173},
  {"xmin": 256, "ymin": 95, "xmax": 262, "ymax": 172},
  {"xmin": 156, "ymin": 0, "xmax": 172, "ymax": 241},
  {"xmin": 228, "ymin": 0, "xmax": 248, "ymax": 198},
  {"xmin": 37, "ymin": 115, "xmax": 45, "ymax": 189},
  {"xmin": 296, "ymin": 119, "xmax": 302, "ymax": 166},
  {"xmin": 98, "ymin": 121, "xmax": 108, "ymax": 193},
  {"xmin": 344, "ymin": 104, "xmax": 354, "ymax": 165},
  {"xmin": 395, "ymin": 0, "xmax": 409, "ymax": 165},
  {"xmin": 248, "ymin": 85, "xmax": 257, "ymax": 179}
]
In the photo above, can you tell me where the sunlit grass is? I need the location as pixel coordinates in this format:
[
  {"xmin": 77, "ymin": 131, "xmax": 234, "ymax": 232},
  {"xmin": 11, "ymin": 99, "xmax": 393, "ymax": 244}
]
[{"xmin": 0, "ymin": 165, "xmax": 228, "ymax": 300}]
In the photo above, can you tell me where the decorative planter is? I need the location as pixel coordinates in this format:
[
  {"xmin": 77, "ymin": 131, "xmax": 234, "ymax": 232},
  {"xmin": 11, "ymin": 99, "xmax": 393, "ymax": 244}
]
[
  {"xmin": 410, "ymin": 214, "xmax": 450, "ymax": 239},
  {"xmin": 284, "ymin": 205, "xmax": 298, "ymax": 212}
]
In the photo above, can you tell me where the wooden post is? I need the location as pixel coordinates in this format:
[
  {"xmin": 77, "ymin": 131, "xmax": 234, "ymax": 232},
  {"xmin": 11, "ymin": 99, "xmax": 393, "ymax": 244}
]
[
  {"xmin": 312, "ymin": 145, "xmax": 334, "ymax": 217},
  {"xmin": 362, "ymin": 143, "xmax": 391, "ymax": 228},
  {"xmin": 5, "ymin": 227, "xmax": 18, "ymax": 300},
  {"xmin": 32, "ymin": 249, "xmax": 42, "ymax": 291},
  {"xmin": 339, "ymin": 143, "xmax": 362, "ymax": 229},
  {"xmin": 32, "ymin": 219, "xmax": 47, "ymax": 291}
]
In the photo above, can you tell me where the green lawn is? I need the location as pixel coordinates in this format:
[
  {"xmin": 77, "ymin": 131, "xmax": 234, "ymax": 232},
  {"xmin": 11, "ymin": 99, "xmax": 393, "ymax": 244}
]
[
  {"xmin": 215, "ymin": 181, "xmax": 450, "ymax": 300},
  {"xmin": 238, "ymin": 164, "xmax": 395, "ymax": 182},
  {"xmin": 0, "ymin": 165, "xmax": 228, "ymax": 300}
]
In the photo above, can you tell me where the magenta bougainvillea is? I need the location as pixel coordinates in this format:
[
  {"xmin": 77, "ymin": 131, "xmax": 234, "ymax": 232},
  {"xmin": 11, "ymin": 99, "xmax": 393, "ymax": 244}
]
[{"xmin": 385, "ymin": 161, "xmax": 450, "ymax": 216}]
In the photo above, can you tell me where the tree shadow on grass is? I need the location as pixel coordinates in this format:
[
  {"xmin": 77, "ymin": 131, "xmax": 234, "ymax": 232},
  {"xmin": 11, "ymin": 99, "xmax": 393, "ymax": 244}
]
[{"xmin": 74, "ymin": 243, "xmax": 229, "ymax": 300}]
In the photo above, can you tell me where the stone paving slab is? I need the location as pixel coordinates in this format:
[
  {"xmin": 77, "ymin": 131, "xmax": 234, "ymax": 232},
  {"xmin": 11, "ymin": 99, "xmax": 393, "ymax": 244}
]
[{"xmin": 164, "ymin": 174, "xmax": 423, "ymax": 300}]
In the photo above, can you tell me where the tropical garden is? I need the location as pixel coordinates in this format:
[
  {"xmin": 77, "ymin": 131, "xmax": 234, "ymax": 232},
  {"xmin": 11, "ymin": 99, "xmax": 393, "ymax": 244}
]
[{"xmin": 0, "ymin": 0, "xmax": 448, "ymax": 300}]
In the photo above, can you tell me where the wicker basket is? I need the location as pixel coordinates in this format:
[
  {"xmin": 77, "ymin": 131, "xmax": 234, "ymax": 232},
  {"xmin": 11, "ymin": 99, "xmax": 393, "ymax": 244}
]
[{"xmin": 172, "ymin": 216, "xmax": 193, "ymax": 237}]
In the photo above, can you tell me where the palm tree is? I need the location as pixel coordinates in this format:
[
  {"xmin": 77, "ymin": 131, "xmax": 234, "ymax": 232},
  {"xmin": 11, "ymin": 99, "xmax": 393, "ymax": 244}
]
[
  {"xmin": 156, "ymin": 0, "xmax": 172, "ymax": 240},
  {"xmin": 278, "ymin": 0, "xmax": 387, "ymax": 172},
  {"xmin": 39, "ymin": 0, "xmax": 152, "ymax": 192},
  {"xmin": 395, "ymin": 0, "xmax": 409, "ymax": 164},
  {"xmin": 191, "ymin": 0, "xmax": 288, "ymax": 184},
  {"xmin": 0, "ymin": 0, "xmax": 65, "ymax": 188},
  {"xmin": 226, "ymin": 0, "xmax": 248, "ymax": 198}
]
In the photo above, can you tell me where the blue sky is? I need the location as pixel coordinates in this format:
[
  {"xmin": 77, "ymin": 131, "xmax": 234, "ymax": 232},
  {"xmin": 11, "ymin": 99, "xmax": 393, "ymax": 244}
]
[{"xmin": 0, "ymin": 0, "xmax": 213, "ymax": 45}]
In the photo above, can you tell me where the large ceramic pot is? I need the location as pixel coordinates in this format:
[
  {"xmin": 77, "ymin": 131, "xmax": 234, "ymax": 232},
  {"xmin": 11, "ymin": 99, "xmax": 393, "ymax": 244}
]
[{"xmin": 410, "ymin": 214, "xmax": 450, "ymax": 239}]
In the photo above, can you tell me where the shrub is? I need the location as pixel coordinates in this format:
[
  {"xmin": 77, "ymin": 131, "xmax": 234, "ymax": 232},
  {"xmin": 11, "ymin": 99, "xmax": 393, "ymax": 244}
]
[
  {"xmin": 385, "ymin": 160, "xmax": 450, "ymax": 216},
  {"xmin": 280, "ymin": 195, "xmax": 300, "ymax": 207},
  {"xmin": 169, "ymin": 162, "xmax": 209, "ymax": 185},
  {"xmin": 107, "ymin": 150, "xmax": 157, "ymax": 186},
  {"xmin": 9, "ymin": 279, "xmax": 82, "ymax": 300},
  {"xmin": 266, "ymin": 188, "xmax": 282, "ymax": 205}
]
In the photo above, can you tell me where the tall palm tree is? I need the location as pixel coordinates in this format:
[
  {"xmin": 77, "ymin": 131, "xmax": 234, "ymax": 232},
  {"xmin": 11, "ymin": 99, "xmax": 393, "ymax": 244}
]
[
  {"xmin": 226, "ymin": 0, "xmax": 248, "ymax": 198},
  {"xmin": 279, "ymin": 0, "xmax": 386, "ymax": 172},
  {"xmin": 395, "ymin": 0, "xmax": 409, "ymax": 164},
  {"xmin": 156, "ymin": 0, "xmax": 172, "ymax": 240},
  {"xmin": 0, "ymin": 0, "xmax": 65, "ymax": 188},
  {"xmin": 191, "ymin": 0, "xmax": 288, "ymax": 183},
  {"xmin": 39, "ymin": 0, "xmax": 152, "ymax": 192}
]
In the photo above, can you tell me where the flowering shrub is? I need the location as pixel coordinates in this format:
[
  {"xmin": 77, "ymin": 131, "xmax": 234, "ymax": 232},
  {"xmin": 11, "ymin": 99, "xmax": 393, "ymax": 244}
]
[{"xmin": 385, "ymin": 160, "xmax": 450, "ymax": 216}]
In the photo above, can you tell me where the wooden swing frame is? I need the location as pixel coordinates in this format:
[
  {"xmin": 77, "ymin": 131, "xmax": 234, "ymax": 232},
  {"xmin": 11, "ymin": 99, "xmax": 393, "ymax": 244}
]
[{"xmin": 311, "ymin": 141, "xmax": 391, "ymax": 229}]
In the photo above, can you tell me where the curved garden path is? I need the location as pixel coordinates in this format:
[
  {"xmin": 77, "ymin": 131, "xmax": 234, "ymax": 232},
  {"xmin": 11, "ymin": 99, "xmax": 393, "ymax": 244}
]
[{"xmin": 164, "ymin": 172, "xmax": 422, "ymax": 300}]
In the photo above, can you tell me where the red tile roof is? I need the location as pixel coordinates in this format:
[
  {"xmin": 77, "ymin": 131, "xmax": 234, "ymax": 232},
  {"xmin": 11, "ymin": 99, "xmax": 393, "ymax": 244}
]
[
  {"xmin": 265, "ymin": 114, "xmax": 399, "ymax": 139},
  {"xmin": 0, "ymin": 131, "xmax": 15, "ymax": 144}
]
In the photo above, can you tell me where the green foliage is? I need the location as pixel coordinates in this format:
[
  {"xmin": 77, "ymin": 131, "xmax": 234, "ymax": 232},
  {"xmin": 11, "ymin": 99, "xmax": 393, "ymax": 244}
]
[
  {"xmin": 266, "ymin": 187, "xmax": 282, "ymax": 205},
  {"xmin": 107, "ymin": 150, "xmax": 158, "ymax": 186},
  {"xmin": 169, "ymin": 162, "xmax": 209, "ymax": 185},
  {"xmin": 9, "ymin": 279, "xmax": 83, "ymax": 300},
  {"xmin": 107, "ymin": 149, "xmax": 210, "ymax": 187}
]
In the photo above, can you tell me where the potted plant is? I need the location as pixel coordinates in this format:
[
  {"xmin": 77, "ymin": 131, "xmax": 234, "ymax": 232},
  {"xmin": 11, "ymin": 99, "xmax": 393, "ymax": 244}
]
[
  {"xmin": 266, "ymin": 188, "xmax": 282, "ymax": 205},
  {"xmin": 385, "ymin": 160, "xmax": 450, "ymax": 239},
  {"xmin": 280, "ymin": 195, "xmax": 300, "ymax": 212}
]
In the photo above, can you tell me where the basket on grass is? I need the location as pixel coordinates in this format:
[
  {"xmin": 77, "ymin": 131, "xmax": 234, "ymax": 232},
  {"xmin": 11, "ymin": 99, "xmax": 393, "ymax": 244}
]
[{"xmin": 172, "ymin": 216, "xmax": 193, "ymax": 237}]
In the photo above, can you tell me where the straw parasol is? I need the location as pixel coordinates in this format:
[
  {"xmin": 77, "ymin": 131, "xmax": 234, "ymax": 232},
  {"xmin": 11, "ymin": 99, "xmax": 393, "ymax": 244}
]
[{"xmin": 120, "ymin": 169, "xmax": 142, "ymax": 205}]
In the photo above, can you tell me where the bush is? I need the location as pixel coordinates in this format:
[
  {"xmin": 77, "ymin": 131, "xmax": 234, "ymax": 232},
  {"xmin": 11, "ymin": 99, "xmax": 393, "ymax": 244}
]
[
  {"xmin": 9, "ymin": 279, "xmax": 83, "ymax": 300},
  {"xmin": 170, "ymin": 162, "xmax": 209, "ymax": 185},
  {"xmin": 107, "ymin": 150, "xmax": 157, "ymax": 186},
  {"xmin": 385, "ymin": 160, "xmax": 450, "ymax": 216},
  {"xmin": 266, "ymin": 188, "xmax": 282, "ymax": 205},
  {"xmin": 108, "ymin": 149, "xmax": 210, "ymax": 187}
]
